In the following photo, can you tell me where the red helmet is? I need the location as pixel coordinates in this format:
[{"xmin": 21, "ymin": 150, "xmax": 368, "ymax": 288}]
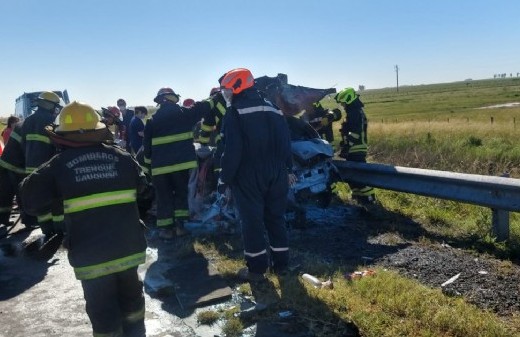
[
  {"xmin": 103, "ymin": 106, "xmax": 121, "ymax": 119},
  {"xmin": 182, "ymin": 98, "xmax": 195, "ymax": 108},
  {"xmin": 220, "ymin": 68, "xmax": 255, "ymax": 95},
  {"xmin": 154, "ymin": 87, "xmax": 179, "ymax": 104}
]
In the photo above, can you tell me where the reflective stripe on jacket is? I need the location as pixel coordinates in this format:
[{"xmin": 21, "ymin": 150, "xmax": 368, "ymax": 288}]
[
  {"xmin": 20, "ymin": 108, "xmax": 56, "ymax": 173},
  {"xmin": 19, "ymin": 144, "xmax": 148, "ymax": 280},
  {"xmin": 192, "ymin": 93, "xmax": 227, "ymax": 145},
  {"xmin": 0, "ymin": 125, "xmax": 26, "ymax": 174},
  {"xmin": 143, "ymin": 102, "xmax": 204, "ymax": 176},
  {"xmin": 220, "ymin": 88, "xmax": 292, "ymax": 186}
]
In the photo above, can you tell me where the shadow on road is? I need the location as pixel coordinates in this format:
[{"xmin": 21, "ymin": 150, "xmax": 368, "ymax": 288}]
[{"xmin": 0, "ymin": 226, "xmax": 61, "ymax": 301}]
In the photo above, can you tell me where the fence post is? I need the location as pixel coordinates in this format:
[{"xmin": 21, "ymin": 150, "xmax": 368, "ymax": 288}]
[{"xmin": 492, "ymin": 173, "xmax": 511, "ymax": 241}]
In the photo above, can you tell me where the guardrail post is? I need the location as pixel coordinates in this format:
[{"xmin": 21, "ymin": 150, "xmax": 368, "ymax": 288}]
[
  {"xmin": 492, "ymin": 173, "xmax": 511, "ymax": 241},
  {"xmin": 491, "ymin": 208, "xmax": 510, "ymax": 241}
]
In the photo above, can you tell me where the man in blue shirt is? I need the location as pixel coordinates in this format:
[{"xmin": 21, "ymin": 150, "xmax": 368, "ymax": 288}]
[
  {"xmin": 129, "ymin": 106, "xmax": 147, "ymax": 154},
  {"xmin": 117, "ymin": 98, "xmax": 135, "ymax": 152}
]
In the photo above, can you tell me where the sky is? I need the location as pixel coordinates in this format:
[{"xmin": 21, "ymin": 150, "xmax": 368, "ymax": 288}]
[{"xmin": 1, "ymin": 0, "xmax": 519, "ymax": 117}]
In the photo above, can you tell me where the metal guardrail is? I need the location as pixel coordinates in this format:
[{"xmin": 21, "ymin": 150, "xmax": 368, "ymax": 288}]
[{"xmin": 333, "ymin": 160, "xmax": 520, "ymax": 241}]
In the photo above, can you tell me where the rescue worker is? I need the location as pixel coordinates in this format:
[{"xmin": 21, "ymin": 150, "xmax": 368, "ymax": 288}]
[
  {"xmin": 19, "ymin": 101, "xmax": 149, "ymax": 337},
  {"xmin": 143, "ymin": 87, "xmax": 205, "ymax": 240},
  {"xmin": 191, "ymin": 87, "xmax": 227, "ymax": 178},
  {"xmin": 0, "ymin": 92, "xmax": 61, "ymax": 231},
  {"xmin": 101, "ymin": 106, "xmax": 126, "ymax": 146},
  {"xmin": 219, "ymin": 68, "xmax": 294, "ymax": 281},
  {"xmin": 182, "ymin": 98, "xmax": 195, "ymax": 108},
  {"xmin": 0, "ymin": 123, "xmax": 24, "ymax": 228},
  {"xmin": 305, "ymin": 100, "xmax": 342, "ymax": 144},
  {"xmin": 335, "ymin": 87, "xmax": 376, "ymax": 204}
]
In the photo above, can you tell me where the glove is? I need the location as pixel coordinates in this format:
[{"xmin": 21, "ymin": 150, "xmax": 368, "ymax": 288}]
[{"xmin": 217, "ymin": 178, "xmax": 227, "ymax": 195}]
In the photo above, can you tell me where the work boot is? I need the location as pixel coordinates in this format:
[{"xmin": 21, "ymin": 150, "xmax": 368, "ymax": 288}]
[{"xmin": 237, "ymin": 267, "xmax": 266, "ymax": 283}]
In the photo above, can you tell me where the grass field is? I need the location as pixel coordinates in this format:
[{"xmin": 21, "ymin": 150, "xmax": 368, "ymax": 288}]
[{"xmin": 347, "ymin": 78, "xmax": 520, "ymax": 259}]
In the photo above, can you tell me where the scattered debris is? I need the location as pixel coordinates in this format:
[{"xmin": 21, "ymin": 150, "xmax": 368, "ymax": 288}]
[
  {"xmin": 345, "ymin": 269, "xmax": 376, "ymax": 280},
  {"xmin": 301, "ymin": 273, "xmax": 334, "ymax": 289},
  {"xmin": 441, "ymin": 273, "xmax": 461, "ymax": 287},
  {"xmin": 478, "ymin": 270, "xmax": 489, "ymax": 275},
  {"xmin": 235, "ymin": 302, "xmax": 268, "ymax": 319}
]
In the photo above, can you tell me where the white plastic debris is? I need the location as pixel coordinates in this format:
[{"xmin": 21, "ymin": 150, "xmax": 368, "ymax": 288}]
[
  {"xmin": 441, "ymin": 273, "xmax": 461, "ymax": 287},
  {"xmin": 301, "ymin": 273, "xmax": 333, "ymax": 289}
]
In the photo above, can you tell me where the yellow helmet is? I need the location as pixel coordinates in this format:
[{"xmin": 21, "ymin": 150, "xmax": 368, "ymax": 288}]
[
  {"xmin": 37, "ymin": 91, "xmax": 61, "ymax": 110},
  {"xmin": 55, "ymin": 101, "xmax": 106, "ymax": 133},
  {"xmin": 38, "ymin": 91, "xmax": 60, "ymax": 104}
]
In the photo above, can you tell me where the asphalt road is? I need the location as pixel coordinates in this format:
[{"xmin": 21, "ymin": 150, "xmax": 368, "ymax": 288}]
[{"xmin": 0, "ymin": 225, "xmax": 210, "ymax": 337}]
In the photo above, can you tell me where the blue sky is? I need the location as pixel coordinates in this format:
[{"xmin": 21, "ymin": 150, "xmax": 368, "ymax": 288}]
[{"xmin": 1, "ymin": 0, "xmax": 519, "ymax": 117}]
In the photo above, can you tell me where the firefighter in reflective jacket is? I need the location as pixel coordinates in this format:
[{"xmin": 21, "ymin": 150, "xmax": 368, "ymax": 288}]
[
  {"xmin": 23, "ymin": 92, "xmax": 63, "ymax": 234},
  {"xmin": 143, "ymin": 87, "xmax": 205, "ymax": 240},
  {"xmin": 335, "ymin": 88, "xmax": 376, "ymax": 204},
  {"xmin": 0, "ymin": 91, "xmax": 61, "ymax": 231},
  {"xmin": 220, "ymin": 68, "xmax": 293, "ymax": 281},
  {"xmin": 305, "ymin": 101, "xmax": 342, "ymax": 143},
  {"xmin": 191, "ymin": 87, "xmax": 228, "ymax": 175},
  {"xmin": 20, "ymin": 101, "xmax": 149, "ymax": 337},
  {"xmin": 196, "ymin": 87, "xmax": 226, "ymax": 146},
  {"xmin": 0, "ymin": 123, "xmax": 25, "ymax": 227}
]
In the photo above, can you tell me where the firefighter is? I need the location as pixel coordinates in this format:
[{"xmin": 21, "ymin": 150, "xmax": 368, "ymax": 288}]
[
  {"xmin": 143, "ymin": 87, "xmax": 205, "ymax": 240},
  {"xmin": 191, "ymin": 87, "xmax": 228, "ymax": 177},
  {"xmin": 305, "ymin": 100, "xmax": 342, "ymax": 144},
  {"xmin": 19, "ymin": 101, "xmax": 149, "ymax": 337},
  {"xmin": 0, "ymin": 92, "xmax": 62, "ymax": 231},
  {"xmin": 219, "ymin": 68, "xmax": 294, "ymax": 281},
  {"xmin": 101, "ymin": 106, "xmax": 126, "ymax": 146},
  {"xmin": 182, "ymin": 98, "xmax": 195, "ymax": 108},
  {"xmin": 0, "ymin": 123, "xmax": 24, "ymax": 228},
  {"xmin": 334, "ymin": 87, "xmax": 376, "ymax": 204},
  {"xmin": 24, "ymin": 92, "xmax": 63, "ymax": 235}
]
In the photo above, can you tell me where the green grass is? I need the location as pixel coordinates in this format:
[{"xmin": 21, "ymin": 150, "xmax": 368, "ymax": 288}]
[
  {"xmin": 324, "ymin": 78, "xmax": 520, "ymax": 258},
  {"xmin": 190, "ymin": 238, "xmax": 520, "ymax": 337}
]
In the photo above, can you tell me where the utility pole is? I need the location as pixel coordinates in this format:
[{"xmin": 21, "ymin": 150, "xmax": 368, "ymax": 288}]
[{"xmin": 395, "ymin": 65, "xmax": 399, "ymax": 92}]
